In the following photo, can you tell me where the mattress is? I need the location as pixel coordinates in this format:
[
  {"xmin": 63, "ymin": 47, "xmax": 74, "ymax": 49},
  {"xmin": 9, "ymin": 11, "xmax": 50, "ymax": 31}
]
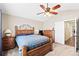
[{"xmin": 16, "ymin": 35, "xmax": 49, "ymax": 51}]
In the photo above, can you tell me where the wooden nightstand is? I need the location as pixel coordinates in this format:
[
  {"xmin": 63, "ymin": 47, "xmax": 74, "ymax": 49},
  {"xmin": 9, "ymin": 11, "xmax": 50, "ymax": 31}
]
[{"xmin": 2, "ymin": 36, "xmax": 15, "ymax": 51}]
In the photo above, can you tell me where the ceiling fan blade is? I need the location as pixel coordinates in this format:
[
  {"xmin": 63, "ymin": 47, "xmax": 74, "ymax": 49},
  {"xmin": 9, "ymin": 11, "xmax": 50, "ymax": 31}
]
[
  {"xmin": 40, "ymin": 5, "xmax": 45, "ymax": 10},
  {"xmin": 37, "ymin": 12, "xmax": 45, "ymax": 15},
  {"xmin": 50, "ymin": 12, "xmax": 58, "ymax": 15},
  {"xmin": 52, "ymin": 4, "xmax": 61, "ymax": 10}
]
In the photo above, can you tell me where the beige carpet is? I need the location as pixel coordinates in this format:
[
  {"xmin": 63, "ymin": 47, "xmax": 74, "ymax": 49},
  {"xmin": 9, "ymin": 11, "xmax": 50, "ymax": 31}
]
[
  {"xmin": 3, "ymin": 43, "xmax": 78, "ymax": 56},
  {"xmin": 46, "ymin": 43, "xmax": 77, "ymax": 56}
]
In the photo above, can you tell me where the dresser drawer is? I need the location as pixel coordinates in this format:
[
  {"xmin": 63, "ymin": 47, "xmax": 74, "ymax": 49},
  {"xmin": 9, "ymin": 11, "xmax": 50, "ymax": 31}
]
[
  {"xmin": 2, "ymin": 36, "xmax": 15, "ymax": 51},
  {"xmin": 3, "ymin": 43, "xmax": 8, "ymax": 46},
  {"xmin": 2, "ymin": 44, "xmax": 9, "ymax": 51},
  {"xmin": 2, "ymin": 46, "xmax": 9, "ymax": 51},
  {"xmin": 2, "ymin": 40, "xmax": 8, "ymax": 44}
]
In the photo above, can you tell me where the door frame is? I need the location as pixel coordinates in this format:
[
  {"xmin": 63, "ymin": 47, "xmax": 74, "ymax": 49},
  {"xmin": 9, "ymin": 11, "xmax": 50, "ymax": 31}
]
[{"xmin": 64, "ymin": 18, "xmax": 76, "ymax": 52}]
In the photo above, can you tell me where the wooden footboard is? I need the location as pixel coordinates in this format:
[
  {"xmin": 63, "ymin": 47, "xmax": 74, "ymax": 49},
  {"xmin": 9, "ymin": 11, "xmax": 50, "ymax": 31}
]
[
  {"xmin": 22, "ymin": 42, "xmax": 53, "ymax": 56},
  {"xmin": 15, "ymin": 25, "xmax": 53, "ymax": 56},
  {"xmin": 22, "ymin": 47, "xmax": 28, "ymax": 56}
]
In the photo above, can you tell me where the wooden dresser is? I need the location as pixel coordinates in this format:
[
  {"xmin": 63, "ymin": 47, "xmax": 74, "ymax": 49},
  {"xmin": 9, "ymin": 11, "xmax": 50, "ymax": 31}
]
[
  {"xmin": 2, "ymin": 36, "xmax": 15, "ymax": 51},
  {"xmin": 43, "ymin": 30, "xmax": 55, "ymax": 43}
]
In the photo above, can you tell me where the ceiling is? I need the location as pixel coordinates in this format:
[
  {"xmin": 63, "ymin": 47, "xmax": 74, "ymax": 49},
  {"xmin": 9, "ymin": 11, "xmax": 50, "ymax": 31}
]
[{"xmin": 0, "ymin": 3, "xmax": 79, "ymax": 22}]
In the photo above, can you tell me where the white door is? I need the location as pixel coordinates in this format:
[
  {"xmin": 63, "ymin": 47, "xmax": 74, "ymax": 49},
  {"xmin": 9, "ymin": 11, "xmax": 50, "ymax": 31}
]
[{"xmin": 55, "ymin": 21, "xmax": 64, "ymax": 44}]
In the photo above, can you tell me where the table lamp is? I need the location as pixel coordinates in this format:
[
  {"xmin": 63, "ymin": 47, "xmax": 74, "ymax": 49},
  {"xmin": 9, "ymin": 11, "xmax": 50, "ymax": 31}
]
[{"xmin": 4, "ymin": 29, "xmax": 12, "ymax": 36}]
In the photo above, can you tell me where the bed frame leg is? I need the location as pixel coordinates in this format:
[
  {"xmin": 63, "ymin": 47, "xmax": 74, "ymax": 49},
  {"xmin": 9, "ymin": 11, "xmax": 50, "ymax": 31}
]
[
  {"xmin": 22, "ymin": 47, "xmax": 28, "ymax": 56},
  {"xmin": 50, "ymin": 44, "xmax": 53, "ymax": 51}
]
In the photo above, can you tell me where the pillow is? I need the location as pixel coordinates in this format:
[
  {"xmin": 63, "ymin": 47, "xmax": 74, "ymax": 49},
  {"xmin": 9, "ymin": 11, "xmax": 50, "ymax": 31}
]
[{"xmin": 34, "ymin": 30, "xmax": 39, "ymax": 34}]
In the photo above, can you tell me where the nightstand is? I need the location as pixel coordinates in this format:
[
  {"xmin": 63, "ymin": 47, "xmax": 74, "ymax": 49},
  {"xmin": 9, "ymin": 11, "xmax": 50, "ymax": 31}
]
[{"xmin": 2, "ymin": 36, "xmax": 15, "ymax": 51}]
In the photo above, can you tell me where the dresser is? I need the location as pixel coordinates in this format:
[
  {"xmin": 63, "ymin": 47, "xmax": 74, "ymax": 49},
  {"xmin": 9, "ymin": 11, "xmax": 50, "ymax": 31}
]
[{"xmin": 2, "ymin": 36, "xmax": 15, "ymax": 51}]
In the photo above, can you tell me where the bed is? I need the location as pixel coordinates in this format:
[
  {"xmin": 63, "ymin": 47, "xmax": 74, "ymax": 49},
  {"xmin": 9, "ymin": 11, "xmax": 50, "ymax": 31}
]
[{"xmin": 15, "ymin": 24, "xmax": 53, "ymax": 56}]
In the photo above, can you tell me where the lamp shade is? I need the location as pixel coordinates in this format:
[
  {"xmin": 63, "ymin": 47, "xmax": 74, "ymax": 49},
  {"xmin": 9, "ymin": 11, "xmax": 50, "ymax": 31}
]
[
  {"xmin": 4, "ymin": 29, "xmax": 12, "ymax": 36},
  {"xmin": 4, "ymin": 29, "xmax": 12, "ymax": 34}
]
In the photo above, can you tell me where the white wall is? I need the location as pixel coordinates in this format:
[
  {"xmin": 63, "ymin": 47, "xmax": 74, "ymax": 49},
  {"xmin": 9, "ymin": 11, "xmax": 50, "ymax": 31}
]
[
  {"xmin": 43, "ymin": 20, "xmax": 55, "ymax": 30},
  {"xmin": 2, "ymin": 14, "xmax": 43, "ymax": 36},
  {"xmin": 55, "ymin": 21, "xmax": 64, "ymax": 44}
]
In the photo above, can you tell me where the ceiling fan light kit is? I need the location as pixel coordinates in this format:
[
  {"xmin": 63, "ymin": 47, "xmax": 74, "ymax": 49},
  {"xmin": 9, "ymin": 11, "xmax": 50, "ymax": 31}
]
[
  {"xmin": 44, "ymin": 12, "xmax": 52, "ymax": 16},
  {"xmin": 37, "ymin": 3, "xmax": 61, "ymax": 16}
]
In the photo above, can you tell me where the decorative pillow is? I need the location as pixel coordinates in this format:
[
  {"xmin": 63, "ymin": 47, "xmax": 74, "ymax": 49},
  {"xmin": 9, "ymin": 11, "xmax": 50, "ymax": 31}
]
[{"xmin": 34, "ymin": 30, "xmax": 39, "ymax": 34}]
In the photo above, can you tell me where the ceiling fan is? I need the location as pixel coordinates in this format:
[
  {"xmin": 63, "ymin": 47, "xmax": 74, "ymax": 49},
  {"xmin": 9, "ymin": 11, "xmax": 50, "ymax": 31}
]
[{"xmin": 37, "ymin": 3, "xmax": 61, "ymax": 16}]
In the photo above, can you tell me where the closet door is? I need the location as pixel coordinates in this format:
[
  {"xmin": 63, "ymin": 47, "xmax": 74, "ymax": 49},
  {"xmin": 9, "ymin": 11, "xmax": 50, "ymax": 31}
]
[{"xmin": 0, "ymin": 11, "xmax": 2, "ymax": 55}]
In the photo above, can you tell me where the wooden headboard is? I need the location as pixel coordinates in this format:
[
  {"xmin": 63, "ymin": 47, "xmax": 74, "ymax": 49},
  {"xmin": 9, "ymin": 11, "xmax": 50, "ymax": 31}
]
[{"xmin": 15, "ymin": 24, "xmax": 34, "ymax": 35}]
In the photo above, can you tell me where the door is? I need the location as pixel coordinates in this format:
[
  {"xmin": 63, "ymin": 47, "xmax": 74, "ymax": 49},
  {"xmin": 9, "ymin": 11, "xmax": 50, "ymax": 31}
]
[
  {"xmin": 76, "ymin": 19, "xmax": 79, "ymax": 51},
  {"xmin": 55, "ymin": 21, "xmax": 64, "ymax": 44},
  {"xmin": 0, "ymin": 11, "xmax": 2, "ymax": 55},
  {"xmin": 64, "ymin": 20, "xmax": 75, "ymax": 47}
]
